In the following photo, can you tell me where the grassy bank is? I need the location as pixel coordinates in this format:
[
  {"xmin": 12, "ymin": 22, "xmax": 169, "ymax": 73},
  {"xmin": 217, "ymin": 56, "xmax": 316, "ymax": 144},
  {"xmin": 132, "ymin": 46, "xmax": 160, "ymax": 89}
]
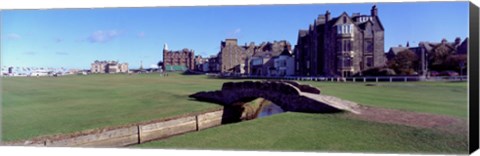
[{"xmin": 136, "ymin": 112, "xmax": 468, "ymax": 154}]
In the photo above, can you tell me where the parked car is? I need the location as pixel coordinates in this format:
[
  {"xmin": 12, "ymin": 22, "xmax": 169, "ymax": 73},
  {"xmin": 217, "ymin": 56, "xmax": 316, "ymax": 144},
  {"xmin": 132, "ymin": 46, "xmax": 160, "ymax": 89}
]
[
  {"xmin": 429, "ymin": 71, "xmax": 439, "ymax": 77},
  {"xmin": 439, "ymin": 71, "xmax": 459, "ymax": 76}
]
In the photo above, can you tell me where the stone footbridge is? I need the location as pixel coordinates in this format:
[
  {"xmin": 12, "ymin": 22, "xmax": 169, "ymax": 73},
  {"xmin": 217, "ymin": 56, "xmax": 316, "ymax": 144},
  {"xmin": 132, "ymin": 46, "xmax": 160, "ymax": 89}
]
[{"xmin": 189, "ymin": 80, "xmax": 361, "ymax": 114}]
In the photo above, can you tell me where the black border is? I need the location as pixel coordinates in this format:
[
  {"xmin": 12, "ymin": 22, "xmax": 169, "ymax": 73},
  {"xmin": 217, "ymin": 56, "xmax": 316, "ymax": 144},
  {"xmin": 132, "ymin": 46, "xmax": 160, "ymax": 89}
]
[{"xmin": 469, "ymin": 1, "xmax": 479, "ymax": 154}]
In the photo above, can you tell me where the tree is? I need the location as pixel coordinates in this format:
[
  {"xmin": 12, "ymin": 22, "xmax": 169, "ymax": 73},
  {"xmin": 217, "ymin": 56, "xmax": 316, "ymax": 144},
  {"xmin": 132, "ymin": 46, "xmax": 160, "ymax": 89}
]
[
  {"xmin": 445, "ymin": 54, "xmax": 467, "ymax": 74},
  {"xmin": 388, "ymin": 49, "xmax": 419, "ymax": 75},
  {"xmin": 358, "ymin": 67, "xmax": 396, "ymax": 76},
  {"xmin": 157, "ymin": 61, "xmax": 164, "ymax": 68},
  {"xmin": 428, "ymin": 44, "xmax": 455, "ymax": 71}
]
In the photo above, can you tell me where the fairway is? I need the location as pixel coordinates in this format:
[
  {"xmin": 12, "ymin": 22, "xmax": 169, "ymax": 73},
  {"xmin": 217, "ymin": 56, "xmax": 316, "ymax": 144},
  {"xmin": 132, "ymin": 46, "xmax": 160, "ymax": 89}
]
[
  {"xmin": 2, "ymin": 73, "xmax": 469, "ymax": 153},
  {"xmin": 301, "ymin": 81, "xmax": 468, "ymax": 118},
  {"xmin": 2, "ymin": 73, "xmax": 237, "ymax": 141}
]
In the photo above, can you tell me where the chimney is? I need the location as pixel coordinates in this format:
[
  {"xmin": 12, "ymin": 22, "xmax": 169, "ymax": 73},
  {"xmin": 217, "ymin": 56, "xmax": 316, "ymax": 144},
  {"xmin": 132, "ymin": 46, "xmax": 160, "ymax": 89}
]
[
  {"xmin": 325, "ymin": 10, "xmax": 331, "ymax": 21},
  {"xmin": 441, "ymin": 38, "xmax": 447, "ymax": 44},
  {"xmin": 406, "ymin": 41, "xmax": 410, "ymax": 47},
  {"xmin": 371, "ymin": 5, "xmax": 378, "ymax": 16},
  {"xmin": 455, "ymin": 37, "xmax": 461, "ymax": 45}
]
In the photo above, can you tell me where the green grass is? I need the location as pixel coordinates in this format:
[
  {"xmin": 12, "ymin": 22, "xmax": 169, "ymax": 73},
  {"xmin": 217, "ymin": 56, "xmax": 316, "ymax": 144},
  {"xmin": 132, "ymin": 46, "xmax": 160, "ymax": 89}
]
[
  {"xmin": 2, "ymin": 72, "xmax": 468, "ymax": 153},
  {"xmin": 301, "ymin": 81, "xmax": 467, "ymax": 118},
  {"xmin": 136, "ymin": 112, "xmax": 468, "ymax": 154},
  {"xmin": 1, "ymin": 73, "xmax": 238, "ymax": 141}
]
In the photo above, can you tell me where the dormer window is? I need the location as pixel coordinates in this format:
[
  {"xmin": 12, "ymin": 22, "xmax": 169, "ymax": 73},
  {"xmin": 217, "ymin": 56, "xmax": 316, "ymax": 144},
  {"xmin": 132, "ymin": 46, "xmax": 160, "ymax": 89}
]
[{"xmin": 358, "ymin": 16, "xmax": 373, "ymax": 23}]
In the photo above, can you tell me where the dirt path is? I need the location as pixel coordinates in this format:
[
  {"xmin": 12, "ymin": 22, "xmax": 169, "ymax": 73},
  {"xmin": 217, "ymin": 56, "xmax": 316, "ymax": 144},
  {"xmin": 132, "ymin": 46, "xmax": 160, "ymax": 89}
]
[{"xmin": 346, "ymin": 105, "xmax": 468, "ymax": 134}]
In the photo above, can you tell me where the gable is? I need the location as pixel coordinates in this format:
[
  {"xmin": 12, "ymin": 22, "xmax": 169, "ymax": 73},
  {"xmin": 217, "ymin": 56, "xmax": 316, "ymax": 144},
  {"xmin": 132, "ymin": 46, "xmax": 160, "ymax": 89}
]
[
  {"xmin": 333, "ymin": 12, "xmax": 355, "ymax": 26},
  {"xmin": 371, "ymin": 16, "xmax": 385, "ymax": 31}
]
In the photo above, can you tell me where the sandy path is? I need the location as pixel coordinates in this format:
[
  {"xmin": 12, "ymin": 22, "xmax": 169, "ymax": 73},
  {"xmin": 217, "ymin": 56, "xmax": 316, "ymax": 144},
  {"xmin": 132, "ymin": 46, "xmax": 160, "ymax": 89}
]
[{"xmin": 347, "ymin": 105, "xmax": 468, "ymax": 134}]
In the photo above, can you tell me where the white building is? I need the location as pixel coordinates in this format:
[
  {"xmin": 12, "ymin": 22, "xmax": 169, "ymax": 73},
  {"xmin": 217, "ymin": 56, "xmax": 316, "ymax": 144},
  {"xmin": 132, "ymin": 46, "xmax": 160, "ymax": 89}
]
[
  {"xmin": 91, "ymin": 60, "xmax": 129, "ymax": 74},
  {"xmin": 202, "ymin": 61, "xmax": 210, "ymax": 72},
  {"xmin": 30, "ymin": 70, "xmax": 52, "ymax": 77},
  {"xmin": 273, "ymin": 50, "xmax": 295, "ymax": 76}
]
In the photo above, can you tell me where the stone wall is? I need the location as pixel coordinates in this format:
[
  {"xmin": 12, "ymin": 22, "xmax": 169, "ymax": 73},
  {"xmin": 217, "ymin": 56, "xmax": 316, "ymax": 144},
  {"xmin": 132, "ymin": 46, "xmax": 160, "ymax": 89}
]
[
  {"xmin": 46, "ymin": 126, "xmax": 138, "ymax": 147},
  {"xmin": 139, "ymin": 116, "xmax": 197, "ymax": 143},
  {"xmin": 196, "ymin": 110, "xmax": 224, "ymax": 130},
  {"xmin": 4, "ymin": 108, "xmax": 232, "ymax": 147}
]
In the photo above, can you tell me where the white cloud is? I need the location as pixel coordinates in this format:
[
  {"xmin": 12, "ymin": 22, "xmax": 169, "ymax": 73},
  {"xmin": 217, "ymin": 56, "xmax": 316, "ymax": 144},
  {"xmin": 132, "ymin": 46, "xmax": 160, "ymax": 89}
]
[
  {"xmin": 227, "ymin": 28, "xmax": 242, "ymax": 38},
  {"xmin": 54, "ymin": 38, "xmax": 64, "ymax": 43},
  {"xmin": 137, "ymin": 32, "xmax": 145, "ymax": 38},
  {"xmin": 23, "ymin": 51, "xmax": 36, "ymax": 55},
  {"xmin": 7, "ymin": 33, "xmax": 21, "ymax": 40},
  {"xmin": 87, "ymin": 30, "xmax": 121, "ymax": 43},
  {"xmin": 233, "ymin": 28, "xmax": 241, "ymax": 35},
  {"xmin": 55, "ymin": 52, "xmax": 69, "ymax": 55}
]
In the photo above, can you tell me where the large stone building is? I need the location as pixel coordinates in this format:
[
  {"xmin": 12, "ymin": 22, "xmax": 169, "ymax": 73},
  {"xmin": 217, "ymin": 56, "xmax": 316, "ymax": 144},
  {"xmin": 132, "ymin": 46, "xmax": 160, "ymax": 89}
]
[
  {"xmin": 91, "ymin": 60, "xmax": 129, "ymax": 74},
  {"xmin": 162, "ymin": 43, "xmax": 195, "ymax": 71},
  {"xmin": 218, "ymin": 39, "xmax": 292, "ymax": 75},
  {"xmin": 386, "ymin": 37, "xmax": 468, "ymax": 75},
  {"xmin": 294, "ymin": 5, "xmax": 385, "ymax": 77}
]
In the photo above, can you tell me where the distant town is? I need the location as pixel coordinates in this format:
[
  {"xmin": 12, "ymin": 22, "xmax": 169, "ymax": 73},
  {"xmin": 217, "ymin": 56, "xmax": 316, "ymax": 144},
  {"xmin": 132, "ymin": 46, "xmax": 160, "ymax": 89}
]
[{"xmin": 2, "ymin": 5, "xmax": 468, "ymax": 78}]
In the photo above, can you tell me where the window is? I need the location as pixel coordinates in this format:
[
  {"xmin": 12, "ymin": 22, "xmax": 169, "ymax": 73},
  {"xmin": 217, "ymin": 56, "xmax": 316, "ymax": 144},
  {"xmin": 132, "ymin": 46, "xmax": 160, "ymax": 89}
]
[
  {"xmin": 337, "ymin": 24, "xmax": 354, "ymax": 35},
  {"xmin": 347, "ymin": 40, "xmax": 352, "ymax": 51},
  {"xmin": 306, "ymin": 61, "xmax": 310, "ymax": 69},
  {"xmin": 366, "ymin": 57, "xmax": 373, "ymax": 67},
  {"xmin": 343, "ymin": 57, "xmax": 352, "ymax": 67},
  {"xmin": 358, "ymin": 16, "xmax": 371, "ymax": 23},
  {"xmin": 340, "ymin": 40, "xmax": 352, "ymax": 52},
  {"xmin": 337, "ymin": 40, "xmax": 342, "ymax": 52},
  {"xmin": 365, "ymin": 40, "xmax": 373, "ymax": 53}
]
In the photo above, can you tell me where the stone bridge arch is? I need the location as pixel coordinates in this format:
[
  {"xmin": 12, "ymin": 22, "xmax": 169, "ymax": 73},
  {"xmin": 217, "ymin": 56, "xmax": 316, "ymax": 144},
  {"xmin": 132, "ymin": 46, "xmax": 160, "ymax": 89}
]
[{"xmin": 189, "ymin": 81, "xmax": 360, "ymax": 114}]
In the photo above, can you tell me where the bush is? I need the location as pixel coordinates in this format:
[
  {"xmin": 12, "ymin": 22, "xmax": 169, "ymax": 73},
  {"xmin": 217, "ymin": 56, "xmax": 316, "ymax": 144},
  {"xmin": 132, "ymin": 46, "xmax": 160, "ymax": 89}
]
[
  {"xmin": 356, "ymin": 67, "xmax": 396, "ymax": 76},
  {"xmin": 388, "ymin": 49, "xmax": 419, "ymax": 75}
]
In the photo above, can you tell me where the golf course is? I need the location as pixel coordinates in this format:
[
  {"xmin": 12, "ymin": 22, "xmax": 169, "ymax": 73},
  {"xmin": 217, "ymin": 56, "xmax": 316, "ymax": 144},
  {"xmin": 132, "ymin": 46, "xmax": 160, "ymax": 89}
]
[{"xmin": 2, "ymin": 72, "xmax": 469, "ymax": 154}]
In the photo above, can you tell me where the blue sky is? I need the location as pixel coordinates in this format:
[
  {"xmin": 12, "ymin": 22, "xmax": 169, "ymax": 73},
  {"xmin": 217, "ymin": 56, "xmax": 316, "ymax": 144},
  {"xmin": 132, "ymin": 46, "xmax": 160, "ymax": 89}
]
[{"xmin": 1, "ymin": 2, "xmax": 469, "ymax": 69}]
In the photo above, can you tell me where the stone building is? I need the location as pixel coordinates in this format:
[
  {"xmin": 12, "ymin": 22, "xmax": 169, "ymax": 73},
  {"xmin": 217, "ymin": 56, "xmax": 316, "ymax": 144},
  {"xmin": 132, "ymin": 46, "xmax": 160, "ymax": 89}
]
[
  {"xmin": 91, "ymin": 60, "xmax": 129, "ymax": 74},
  {"xmin": 218, "ymin": 39, "xmax": 253, "ymax": 74},
  {"xmin": 218, "ymin": 39, "xmax": 291, "ymax": 75},
  {"xmin": 386, "ymin": 37, "xmax": 468, "ymax": 75},
  {"xmin": 294, "ymin": 5, "xmax": 385, "ymax": 77},
  {"xmin": 387, "ymin": 37, "xmax": 468, "ymax": 60},
  {"xmin": 162, "ymin": 43, "xmax": 195, "ymax": 71},
  {"xmin": 206, "ymin": 55, "xmax": 220, "ymax": 73},
  {"xmin": 194, "ymin": 55, "xmax": 205, "ymax": 71}
]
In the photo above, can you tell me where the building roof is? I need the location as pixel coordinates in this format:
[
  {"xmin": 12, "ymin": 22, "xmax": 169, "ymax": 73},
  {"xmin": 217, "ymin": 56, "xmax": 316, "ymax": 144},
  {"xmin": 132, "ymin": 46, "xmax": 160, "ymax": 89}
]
[
  {"xmin": 388, "ymin": 47, "xmax": 409, "ymax": 55},
  {"xmin": 279, "ymin": 49, "xmax": 292, "ymax": 57},
  {"xmin": 299, "ymin": 30, "xmax": 308, "ymax": 37},
  {"xmin": 357, "ymin": 20, "xmax": 374, "ymax": 30}
]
